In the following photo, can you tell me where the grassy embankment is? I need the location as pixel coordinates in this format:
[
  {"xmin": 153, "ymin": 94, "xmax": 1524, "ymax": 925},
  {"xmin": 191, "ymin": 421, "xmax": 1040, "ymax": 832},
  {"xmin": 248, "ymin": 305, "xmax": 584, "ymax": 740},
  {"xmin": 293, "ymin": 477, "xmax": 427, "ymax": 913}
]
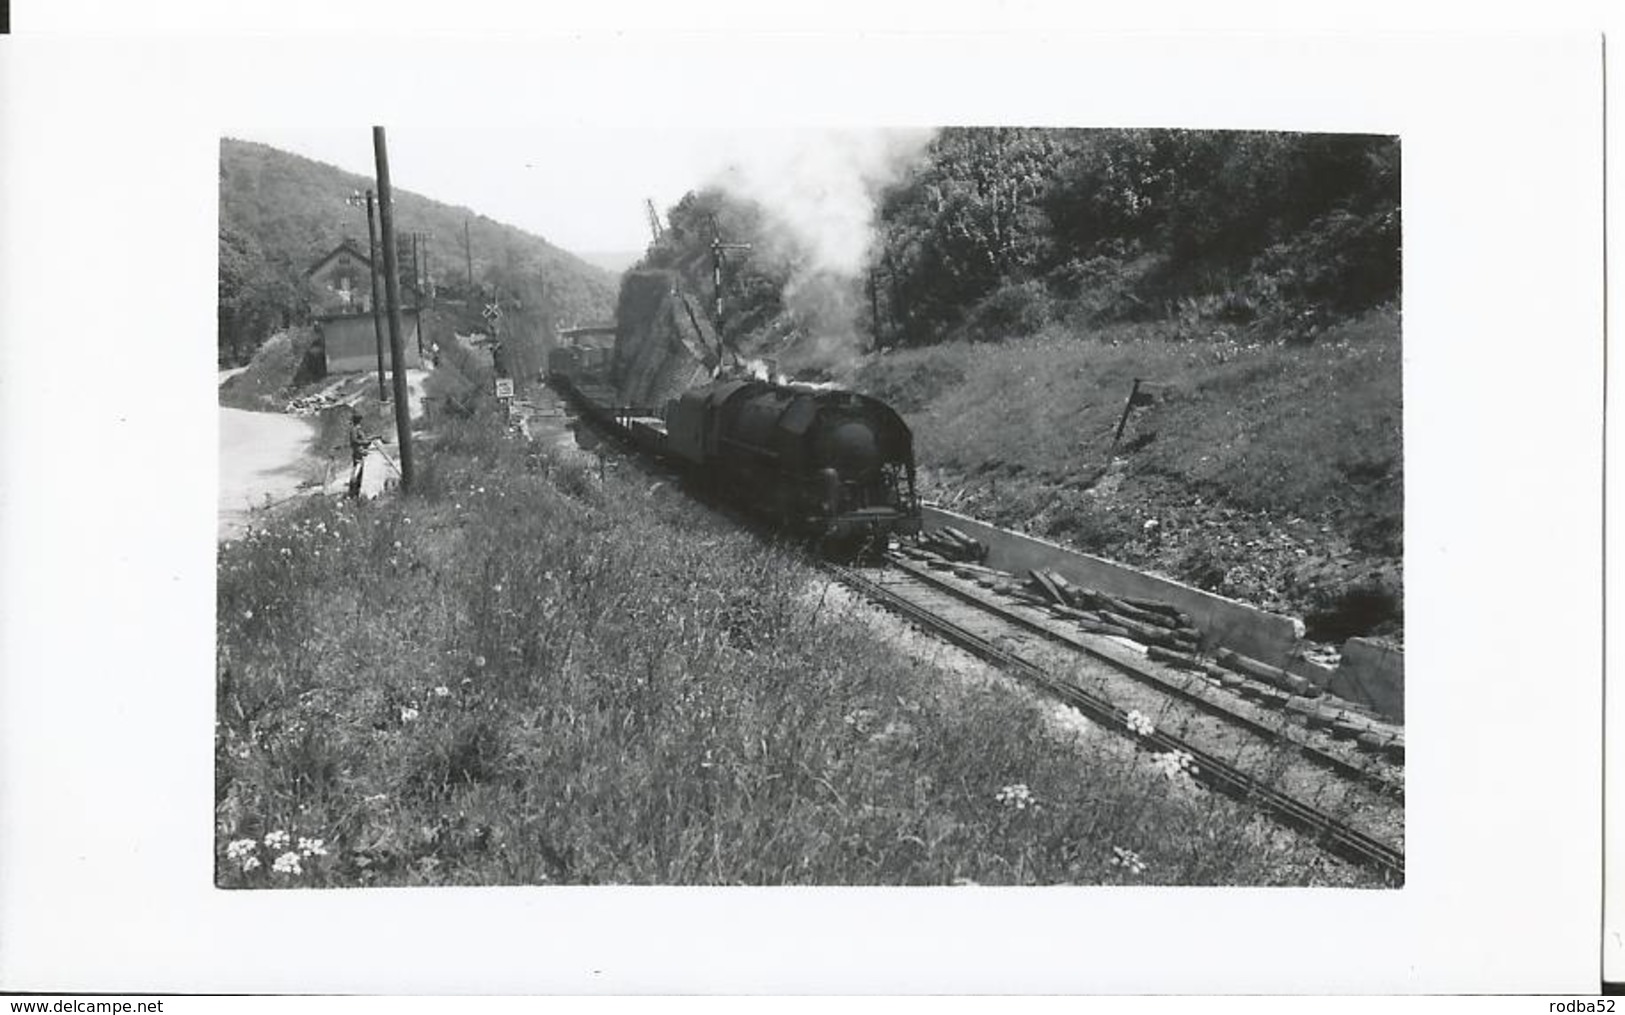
[
  {"xmin": 215, "ymin": 392, "xmax": 1381, "ymax": 887},
  {"xmin": 852, "ymin": 308, "xmax": 1403, "ymax": 642}
]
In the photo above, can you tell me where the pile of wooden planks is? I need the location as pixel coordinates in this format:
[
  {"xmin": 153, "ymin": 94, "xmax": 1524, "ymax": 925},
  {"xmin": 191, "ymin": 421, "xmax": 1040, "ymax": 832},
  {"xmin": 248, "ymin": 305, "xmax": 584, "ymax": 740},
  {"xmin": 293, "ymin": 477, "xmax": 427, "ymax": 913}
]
[
  {"xmin": 1284, "ymin": 696, "xmax": 1405, "ymax": 759},
  {"xmin": 890, "ymin": 553, "xmax": 1404, "ymax": 755},
  {"xmin": 916, "ymin": 526, "xmax": 989, "ymax": 563},
  {"xmin": 1017, "ymin": 568, "xmax": 1203, "ymax": 655}
]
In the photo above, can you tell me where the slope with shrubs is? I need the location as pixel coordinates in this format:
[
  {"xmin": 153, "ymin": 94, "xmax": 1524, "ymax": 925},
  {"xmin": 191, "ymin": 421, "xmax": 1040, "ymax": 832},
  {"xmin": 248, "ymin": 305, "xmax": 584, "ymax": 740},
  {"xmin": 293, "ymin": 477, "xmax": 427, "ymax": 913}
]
[
  {"xmin": 852, "ymin": 308, "xmax": 1402, "ymax": 642},
  {"xmin": 214, "ymin": 394, "xmax": 1383, "ymax": 887}
]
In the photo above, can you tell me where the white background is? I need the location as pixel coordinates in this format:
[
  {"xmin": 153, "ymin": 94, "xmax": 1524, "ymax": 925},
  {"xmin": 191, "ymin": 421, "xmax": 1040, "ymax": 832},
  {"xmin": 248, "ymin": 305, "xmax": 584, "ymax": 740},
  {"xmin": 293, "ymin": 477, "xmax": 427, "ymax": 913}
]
[{"xmin": 0, "ymin": 10, "xmax": 1610, "ymax": 996}]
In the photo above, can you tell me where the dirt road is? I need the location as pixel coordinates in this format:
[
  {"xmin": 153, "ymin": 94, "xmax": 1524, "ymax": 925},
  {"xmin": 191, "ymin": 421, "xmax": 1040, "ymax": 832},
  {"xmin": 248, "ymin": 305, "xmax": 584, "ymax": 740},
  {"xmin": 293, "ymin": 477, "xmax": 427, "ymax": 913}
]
[{"xmin": 218, "ymin": 406, "xmax": 320, "ymax": 542}]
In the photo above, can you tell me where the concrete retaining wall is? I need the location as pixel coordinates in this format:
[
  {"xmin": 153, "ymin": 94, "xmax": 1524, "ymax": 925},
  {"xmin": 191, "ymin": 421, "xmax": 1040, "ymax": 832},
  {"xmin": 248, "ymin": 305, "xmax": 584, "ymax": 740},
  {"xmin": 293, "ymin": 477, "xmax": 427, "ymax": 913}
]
[
  {"xmin": 920, "ymin": 504, "xmax": 1404, "ymax": 722},
  {"xmin": 1328, "ymin": 637, "xmax": 1405, "ymax": 722}
]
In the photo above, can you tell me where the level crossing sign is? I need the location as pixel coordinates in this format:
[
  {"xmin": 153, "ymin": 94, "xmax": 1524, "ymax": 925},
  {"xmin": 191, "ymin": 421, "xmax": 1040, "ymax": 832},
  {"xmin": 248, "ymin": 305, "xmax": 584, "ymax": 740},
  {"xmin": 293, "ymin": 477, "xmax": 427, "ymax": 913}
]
[
  {"xmin": 494, "ymin": 378, "xmax": 515, "ymax": 399},
  {"xmin": 482, "ymin": 303, "xmax": 503, "ymax": 322}
]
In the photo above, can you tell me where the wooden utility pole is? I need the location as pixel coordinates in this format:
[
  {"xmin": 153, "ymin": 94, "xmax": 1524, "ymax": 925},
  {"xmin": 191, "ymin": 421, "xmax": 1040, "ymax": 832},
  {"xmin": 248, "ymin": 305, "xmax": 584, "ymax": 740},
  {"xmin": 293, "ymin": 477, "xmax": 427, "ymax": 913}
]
[
  {"xmin": 411, "ymin": 232, "xmax": 424, "ymax": 359},
  {"xmin": 373, "ymin": 126, "xmax": 415, "ymax": 491},
  {"xmin": 363, "ymin": 192, "xmax": 389, "ymax": 401},
  {"xmin": 868, "ymin": 267, "xmax": 881, "ymax": 349},
  {"xmin": 421, "ymin": 238, "xmax": 432, "ymax": 305},
  {"xmin": 463, "ymin": 218, "xmax": 474, "ymax": 290},
  {"xmin": 710, "ymin": 224, "xmax": 752, "ymax": 343}
]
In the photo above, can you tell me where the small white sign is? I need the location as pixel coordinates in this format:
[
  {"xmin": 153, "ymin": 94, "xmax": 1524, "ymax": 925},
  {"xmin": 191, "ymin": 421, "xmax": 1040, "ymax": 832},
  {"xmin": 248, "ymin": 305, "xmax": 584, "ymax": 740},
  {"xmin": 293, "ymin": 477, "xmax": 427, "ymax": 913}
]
[{"xmin": 494, "ymin": 378, "xmax": 515, "ymax": 398}]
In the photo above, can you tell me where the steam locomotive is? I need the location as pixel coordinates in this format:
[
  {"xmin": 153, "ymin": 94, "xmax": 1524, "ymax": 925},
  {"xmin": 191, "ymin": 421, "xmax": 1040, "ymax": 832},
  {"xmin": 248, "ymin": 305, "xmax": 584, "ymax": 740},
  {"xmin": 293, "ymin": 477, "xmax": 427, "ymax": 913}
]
[{"xmin": 546, "ymin": 346, "xmax": 921, "ymax": 552}]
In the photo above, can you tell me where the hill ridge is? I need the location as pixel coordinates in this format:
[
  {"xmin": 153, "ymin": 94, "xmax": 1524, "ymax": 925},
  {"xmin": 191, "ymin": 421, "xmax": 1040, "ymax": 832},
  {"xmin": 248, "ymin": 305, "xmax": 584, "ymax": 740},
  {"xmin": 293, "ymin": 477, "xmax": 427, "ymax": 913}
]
[{"xmin": 218, "ymin": 137, "xmax": 618, "ymax": 364}]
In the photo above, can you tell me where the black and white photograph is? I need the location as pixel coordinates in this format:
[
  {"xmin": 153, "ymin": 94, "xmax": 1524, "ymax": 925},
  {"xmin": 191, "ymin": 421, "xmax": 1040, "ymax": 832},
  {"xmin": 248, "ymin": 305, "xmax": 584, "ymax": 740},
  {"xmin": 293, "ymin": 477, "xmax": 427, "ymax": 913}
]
[
  {"xmin": 0, "ymin": 19, "xmax": 1607, "ymax": 996},
  {"xmin": 214, "ymin": 126, "xmax": 1405, "ymax": 890}
]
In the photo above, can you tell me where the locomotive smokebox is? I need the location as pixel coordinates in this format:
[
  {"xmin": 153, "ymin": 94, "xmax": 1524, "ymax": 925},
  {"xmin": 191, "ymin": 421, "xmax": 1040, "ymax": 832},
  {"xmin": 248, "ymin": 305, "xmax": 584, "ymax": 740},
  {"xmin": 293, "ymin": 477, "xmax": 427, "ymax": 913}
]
[{"xmin": 821, "ymin": 420, "xmax": 882, "ymax": 478}]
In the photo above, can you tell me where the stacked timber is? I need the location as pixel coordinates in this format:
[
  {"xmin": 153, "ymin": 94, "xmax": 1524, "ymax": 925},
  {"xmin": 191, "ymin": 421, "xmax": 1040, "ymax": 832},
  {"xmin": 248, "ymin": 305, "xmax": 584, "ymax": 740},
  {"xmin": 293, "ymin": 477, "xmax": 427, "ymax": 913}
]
[
  {"xmin": 916, "ymin": 526, "xmax": 989, "ymax": 563},
  {"xmin": 1284, "ymin": 696, "xmax": 1405, "ymax": 759},
  {"xmin": 1210, "ymin": 648, "xmax": 1320, "ymax": 698},
  {"xmin": 1019, "ymin": 568, "xmax": 1203, "ymax": 657},
  {"xmin": 895, "ymin": 552, "xmax": 1403, "ymax": 749}
]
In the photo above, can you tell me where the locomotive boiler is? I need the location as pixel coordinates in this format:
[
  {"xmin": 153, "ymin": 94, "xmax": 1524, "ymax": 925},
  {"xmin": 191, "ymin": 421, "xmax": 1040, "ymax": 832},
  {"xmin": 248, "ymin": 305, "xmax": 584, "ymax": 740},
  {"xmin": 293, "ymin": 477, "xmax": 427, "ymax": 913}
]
[{"xmin": 662, "ymin": 378, "xmax": 921, "ymax": 549}]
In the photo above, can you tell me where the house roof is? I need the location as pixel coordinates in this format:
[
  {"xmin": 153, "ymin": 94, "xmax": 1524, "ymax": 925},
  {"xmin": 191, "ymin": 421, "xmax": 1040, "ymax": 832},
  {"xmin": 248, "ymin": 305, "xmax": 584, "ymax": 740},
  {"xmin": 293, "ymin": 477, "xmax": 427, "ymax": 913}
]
[{"xmin": 306, "ymin": 237, "xmax": 372, "ymax": 277}]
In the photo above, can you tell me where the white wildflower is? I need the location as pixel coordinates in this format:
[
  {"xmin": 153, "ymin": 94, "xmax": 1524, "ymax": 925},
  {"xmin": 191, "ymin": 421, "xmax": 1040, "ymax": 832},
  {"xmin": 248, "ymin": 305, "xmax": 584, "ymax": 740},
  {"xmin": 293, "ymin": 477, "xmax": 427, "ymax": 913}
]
[
  {"xmin": 263, "ymin": 830, "xmax": 290, "ymax": 851},
  {"xmin": 226, "ymin": 838, "xmax": 257, "ymax": 861},
  {"xmin": 474, "ymin": 655, "xmax": 487, "ymax": 669},
  {"xmin": 242, "ymin": 609, "xmax": 253, "ymax": 621},
  {"xmin": 240, "ymin": 855, "xmax": 262, "ymax": 873},
  {"xmin": 995, "ymin": 783, "xmax": 1034, "ymax": 810},
  {"xmin": 393, "ymin": 540, "xmax": 402, "ymax": 550},
  {"xmin": 1152, "ymin": 750, "xmax": 1199, "ymax": 781},
  {"xmin": 272, "ymin": 851, "xmax": 303, "ymax": 875},
  {"xmin": 399, "ymin": 706, "xmax": 420, "ymax": 723},
  {"xmin": 1111, "ymin": 846, "xmax": 1148, "ymax": 874},
  {"xmin": 297, "ymin": 836, "xmax": 328, "ymax": 857},
  {"xmin": 1124, "ymin": 710, "xmax": 1155, "ymax": 737},
  {"xmin": 432, "ymin": 686, "xmax": 451, "ymax": 699}
]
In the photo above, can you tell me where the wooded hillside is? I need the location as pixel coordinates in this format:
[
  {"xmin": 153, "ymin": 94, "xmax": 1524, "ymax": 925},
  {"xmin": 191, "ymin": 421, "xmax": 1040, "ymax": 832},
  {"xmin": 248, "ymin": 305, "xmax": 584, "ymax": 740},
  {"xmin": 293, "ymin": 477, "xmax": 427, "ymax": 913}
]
[
  {"xmin": 218, "ymin": 138, "xmax": 618, "ymax": 365},
  {"xmin": 640, "ymin": 128, "xmax": 1399, "ymax": 360}
]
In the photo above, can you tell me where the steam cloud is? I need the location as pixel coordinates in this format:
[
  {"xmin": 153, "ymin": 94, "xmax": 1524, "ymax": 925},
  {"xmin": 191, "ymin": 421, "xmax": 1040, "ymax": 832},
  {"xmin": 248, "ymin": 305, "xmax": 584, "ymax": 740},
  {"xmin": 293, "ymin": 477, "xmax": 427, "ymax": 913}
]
[{"xmin": 708, "ymin": 128, "xmax": 935, "ymax": 369}]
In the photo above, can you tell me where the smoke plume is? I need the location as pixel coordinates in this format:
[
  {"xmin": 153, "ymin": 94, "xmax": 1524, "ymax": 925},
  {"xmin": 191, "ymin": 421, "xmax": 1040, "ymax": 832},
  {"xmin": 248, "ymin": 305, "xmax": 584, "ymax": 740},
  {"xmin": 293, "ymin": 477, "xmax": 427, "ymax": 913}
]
[{"xmin": 708, "ymin": 128, "xmax": 934, "ymax": 368}]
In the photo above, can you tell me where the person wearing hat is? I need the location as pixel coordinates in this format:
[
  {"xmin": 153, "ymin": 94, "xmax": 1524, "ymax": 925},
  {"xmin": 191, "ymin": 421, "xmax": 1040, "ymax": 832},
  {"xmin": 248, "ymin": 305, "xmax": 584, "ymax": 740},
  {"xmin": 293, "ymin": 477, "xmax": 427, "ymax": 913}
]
[{"xmin": 346, "ymin": 409, "xmax": 378, "ymax": 498}]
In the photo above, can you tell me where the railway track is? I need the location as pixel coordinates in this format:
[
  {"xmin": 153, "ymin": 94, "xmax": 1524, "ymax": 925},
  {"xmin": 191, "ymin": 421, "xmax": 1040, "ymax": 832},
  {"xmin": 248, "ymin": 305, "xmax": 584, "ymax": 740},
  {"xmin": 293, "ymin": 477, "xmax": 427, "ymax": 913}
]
[
  {"xmin": 822, "ymin": 558, "xmax": 1406, "ymax": 884},
  {"xmin": 891, "ymin": 553, "xmax": 1403, "ymax": 796},
  {"xmin": 532, "ymin": 383, "xmax": 1405, "ymax": 882}
]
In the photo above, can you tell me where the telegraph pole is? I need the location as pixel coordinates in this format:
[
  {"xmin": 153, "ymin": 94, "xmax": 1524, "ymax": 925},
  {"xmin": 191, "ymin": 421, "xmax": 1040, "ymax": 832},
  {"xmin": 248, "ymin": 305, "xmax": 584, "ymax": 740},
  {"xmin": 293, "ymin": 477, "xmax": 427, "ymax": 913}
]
[
  {"xmin": 411, "ymin": 232, "xmax": 424, "ymax": 359},
  {"xmin": 710, "ymin": 222, "xmax": 752, "ymax": 342},
  {"xmin": 868, "ymin": 266, "xmax": 881, "ymax": 349},
  {"xmin": 372, "ymin": 127, "xmax": 415, "ymax": 491},
  {"xmin": 354, "ymin": 190, "xmax": 389, "ymax": 402},
  {"xmin": 422, "ymin": 237, "xmax": 433, "ymax": 305},
  {"xmin": 463, "ymin": 218, "xmax": 474, "ymax": 290}
]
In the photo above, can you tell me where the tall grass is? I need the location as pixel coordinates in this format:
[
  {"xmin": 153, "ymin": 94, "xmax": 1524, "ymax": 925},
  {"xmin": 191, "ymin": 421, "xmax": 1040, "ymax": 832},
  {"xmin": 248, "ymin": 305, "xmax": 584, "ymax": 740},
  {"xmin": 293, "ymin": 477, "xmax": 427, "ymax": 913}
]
[
  {"xmin": 216, "ymin": 407, "xmax": 1383, "ymax": 887},
  {"xmin": 853, "ymin": 307, "xmax": 1402, "ymax": 562}
]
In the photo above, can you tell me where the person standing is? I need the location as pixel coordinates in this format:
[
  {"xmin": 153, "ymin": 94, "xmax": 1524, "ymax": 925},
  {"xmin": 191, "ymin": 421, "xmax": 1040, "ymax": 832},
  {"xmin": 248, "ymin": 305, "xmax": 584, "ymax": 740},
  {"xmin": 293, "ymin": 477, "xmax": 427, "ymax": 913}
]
[{"xmin": 347, "ymin": 409, "xmax": 377, "ymax": 498}]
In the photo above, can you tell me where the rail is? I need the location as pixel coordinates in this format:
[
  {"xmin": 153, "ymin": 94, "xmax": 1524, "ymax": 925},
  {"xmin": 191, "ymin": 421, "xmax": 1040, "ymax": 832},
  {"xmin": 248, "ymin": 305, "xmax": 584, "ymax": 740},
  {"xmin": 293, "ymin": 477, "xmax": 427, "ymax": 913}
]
[{"xmin": 821, "ymin": 560, "xmax": 1405, "ymax": 884}]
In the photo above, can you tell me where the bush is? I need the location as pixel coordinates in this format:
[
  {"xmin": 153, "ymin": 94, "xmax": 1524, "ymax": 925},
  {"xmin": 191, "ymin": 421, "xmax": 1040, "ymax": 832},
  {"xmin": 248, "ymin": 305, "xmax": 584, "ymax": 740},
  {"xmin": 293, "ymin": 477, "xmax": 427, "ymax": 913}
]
[
  {"xmin": 853, "ymin": 345, "xmax": 968, "ymax": 414},
  {"xmin": 219, "ymin": 327, "xmax": 321, "ymax": 411},
  {"xmin": 958, "ymin": 279, "xmax": 1054, "ymax": 342}
]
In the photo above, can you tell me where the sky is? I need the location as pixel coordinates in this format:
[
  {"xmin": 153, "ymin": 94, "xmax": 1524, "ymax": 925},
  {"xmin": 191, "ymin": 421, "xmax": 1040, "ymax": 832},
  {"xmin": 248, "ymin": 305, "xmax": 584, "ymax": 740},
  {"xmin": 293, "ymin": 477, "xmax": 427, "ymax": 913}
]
[{"xmin": 231, "ymin": 126, "xmax": 885, "ymax": 257}]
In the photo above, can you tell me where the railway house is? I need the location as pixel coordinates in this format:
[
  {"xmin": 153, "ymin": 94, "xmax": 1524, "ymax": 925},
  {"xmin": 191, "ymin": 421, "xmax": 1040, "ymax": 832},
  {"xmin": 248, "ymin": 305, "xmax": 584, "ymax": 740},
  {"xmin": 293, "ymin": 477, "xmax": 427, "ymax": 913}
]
[
  {"xmin": 307, "ymin": 239, "xmax": 422, "ymax": 374},
  {"xmin": 306, "ymin": 238, "xmax": 374, "ymax": 316}
]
